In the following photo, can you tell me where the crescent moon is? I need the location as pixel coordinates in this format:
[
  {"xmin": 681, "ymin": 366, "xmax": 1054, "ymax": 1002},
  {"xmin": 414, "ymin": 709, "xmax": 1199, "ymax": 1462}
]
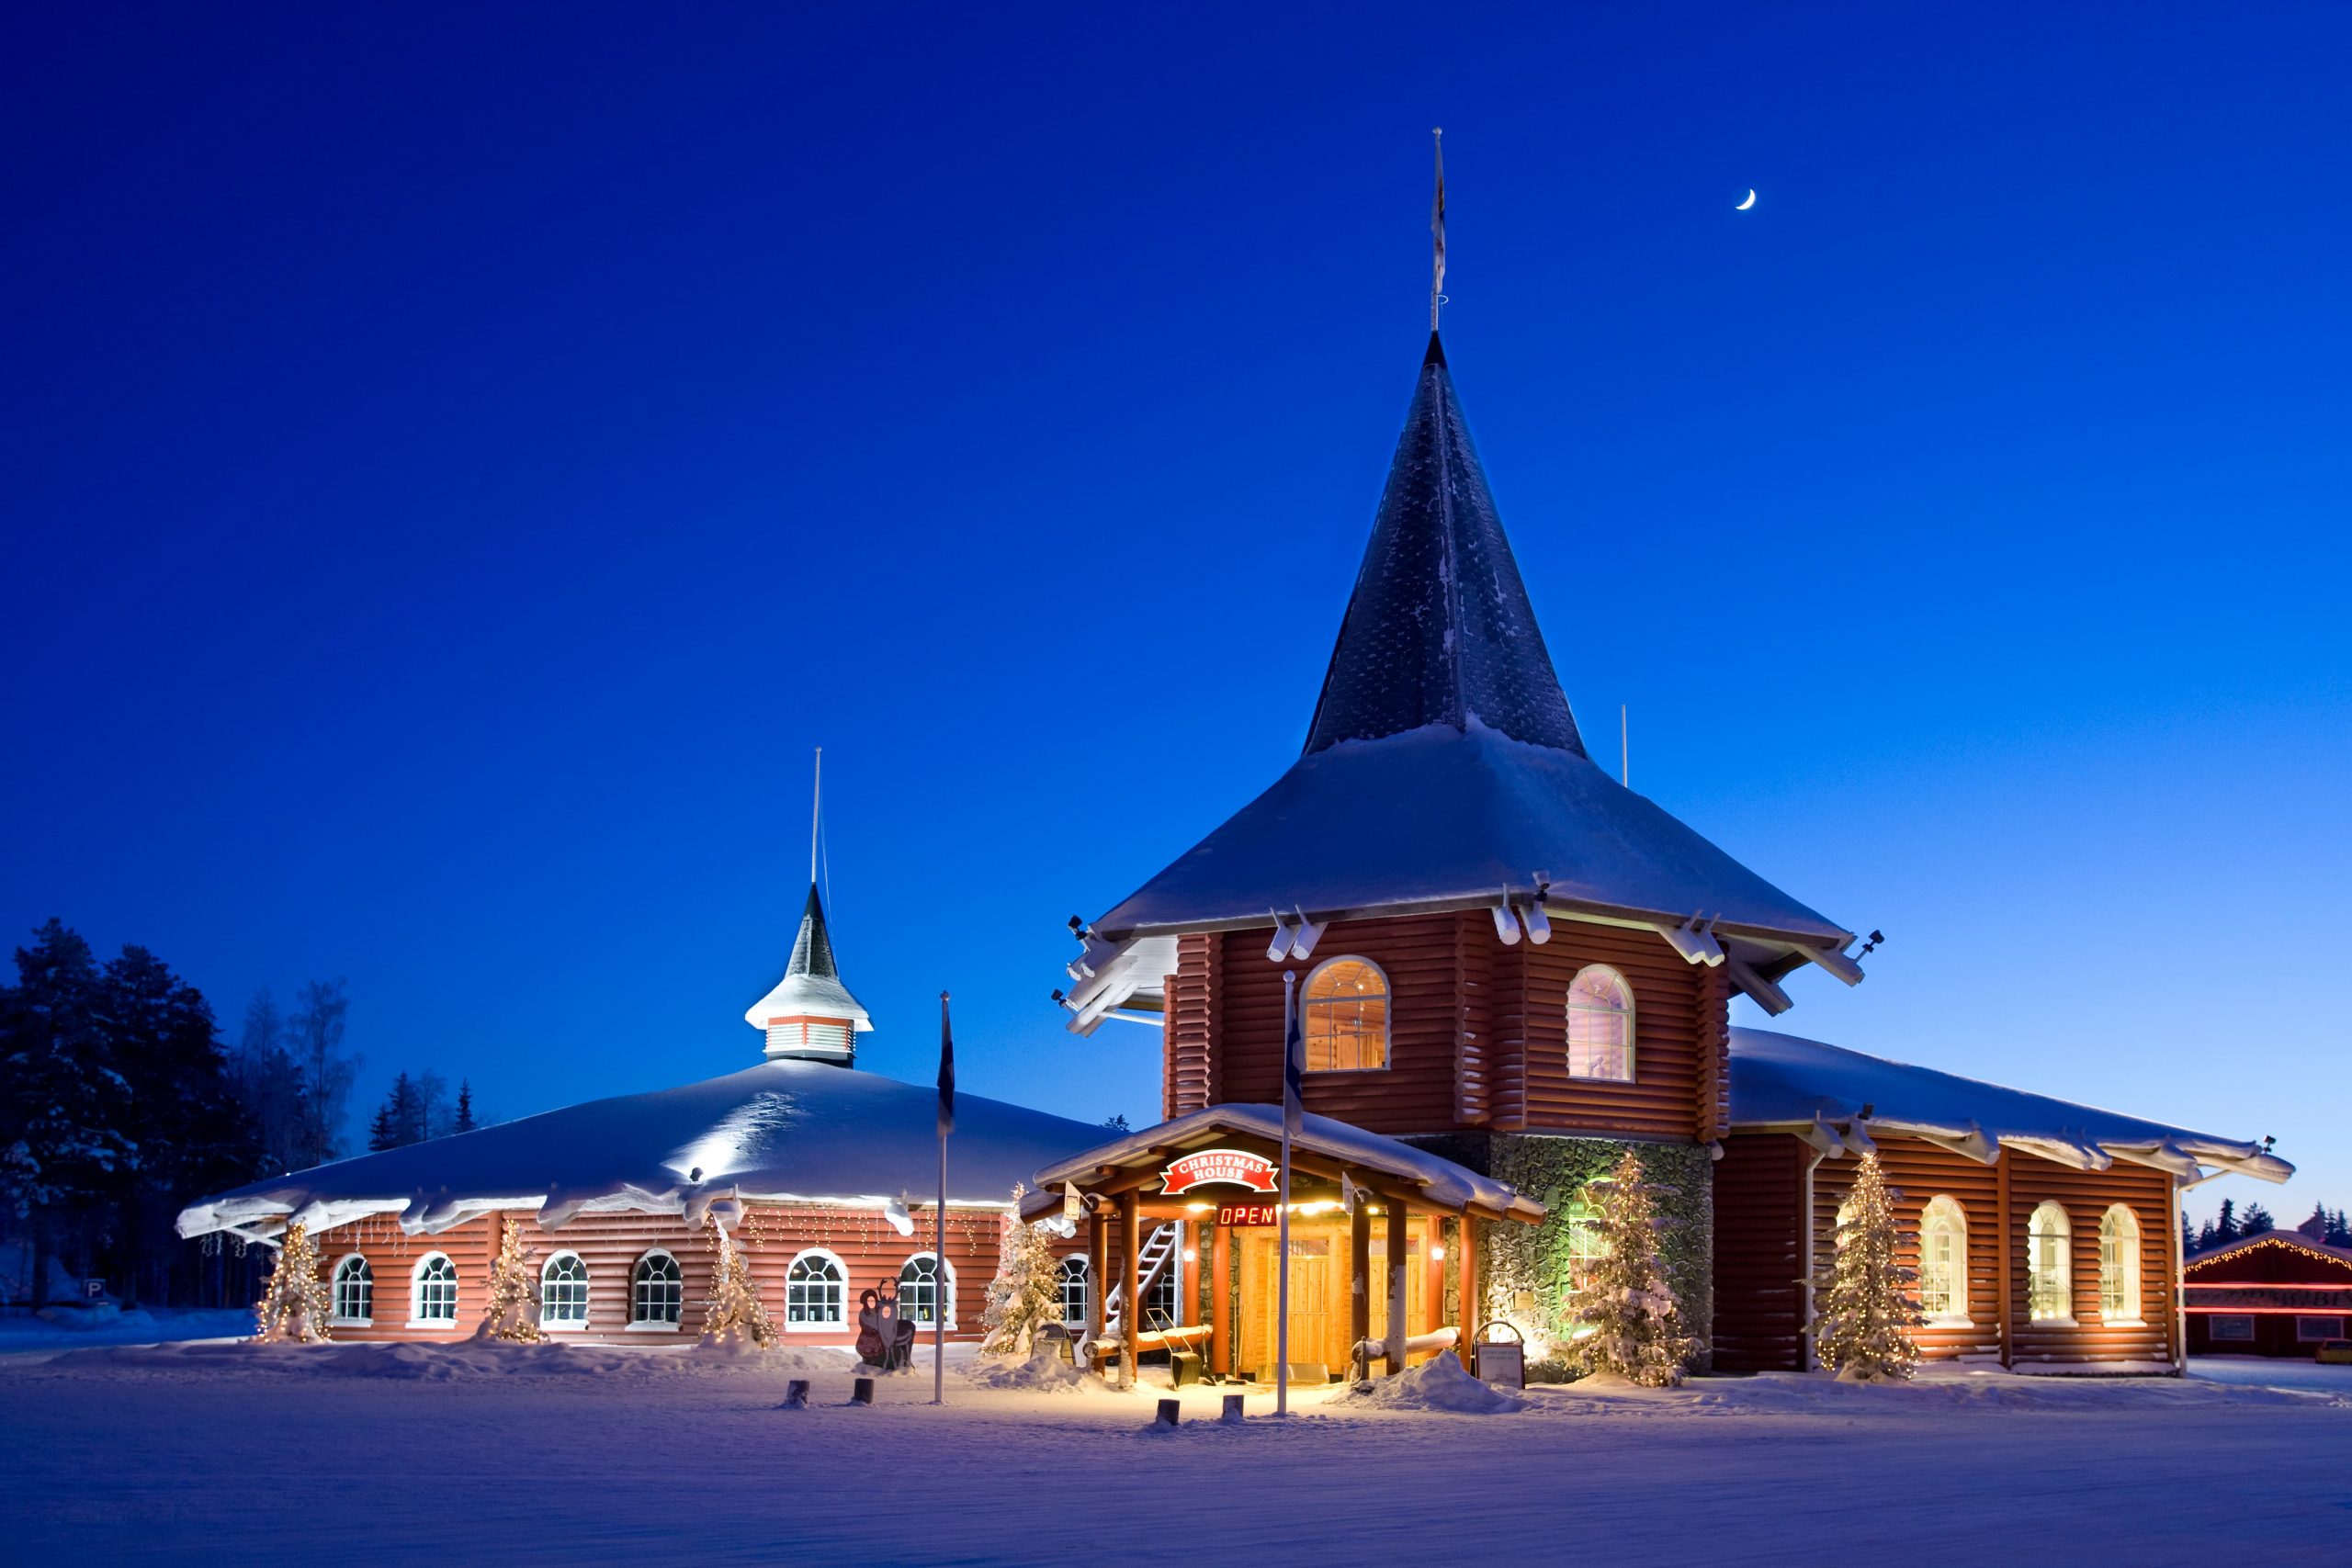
[{"xmin": 1736, "ymin": 189, "xmax": 1757, "ymax": 210}]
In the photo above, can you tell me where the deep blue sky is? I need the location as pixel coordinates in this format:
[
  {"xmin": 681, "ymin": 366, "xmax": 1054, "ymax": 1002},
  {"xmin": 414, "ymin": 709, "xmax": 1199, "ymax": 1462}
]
[{"xmin": 4, "ymin": 5, "xmax": 2345, "ymax": 1221}]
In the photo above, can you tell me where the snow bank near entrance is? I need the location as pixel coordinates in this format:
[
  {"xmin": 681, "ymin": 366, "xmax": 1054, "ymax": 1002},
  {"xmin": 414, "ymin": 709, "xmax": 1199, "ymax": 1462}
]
[
  {"xmin": 1532, "ymin": 1366, "xmax": 2352, "ymax": 1416},
  {"xmin": 962, "ymin": 1351, "xmax": 1128, "ymax": 1396},
  {"xmin": 1326, "ymin": 1351, "xmax": 1525, "ymax": 1414}
]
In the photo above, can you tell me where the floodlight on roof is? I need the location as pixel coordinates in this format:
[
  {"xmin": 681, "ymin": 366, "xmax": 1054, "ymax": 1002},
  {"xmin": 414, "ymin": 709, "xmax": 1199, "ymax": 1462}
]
[
  {"xmin": 1287, "ymin": 907, "xmax": 1328, "ymax": 961},
  {"xmin": 1492, "ymin": 895, "xmax": 1521, "ymax": 945},
  {"xmin": 1266, "ymin": 910, "xmax": 1295, "ymax": 963}
]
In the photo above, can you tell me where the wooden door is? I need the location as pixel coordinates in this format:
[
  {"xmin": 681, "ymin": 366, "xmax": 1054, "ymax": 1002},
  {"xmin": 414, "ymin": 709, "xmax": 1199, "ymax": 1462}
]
[{"xmin": 1241, "ymin": 1231, "xmax": 1344, "ymax": 1374}]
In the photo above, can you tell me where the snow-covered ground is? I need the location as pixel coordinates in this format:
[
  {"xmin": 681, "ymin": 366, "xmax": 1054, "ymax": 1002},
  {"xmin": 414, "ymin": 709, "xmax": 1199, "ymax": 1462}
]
[{"xmin": 2, "ymin": 1341, "xmax": 2346, "ymax": 1564}]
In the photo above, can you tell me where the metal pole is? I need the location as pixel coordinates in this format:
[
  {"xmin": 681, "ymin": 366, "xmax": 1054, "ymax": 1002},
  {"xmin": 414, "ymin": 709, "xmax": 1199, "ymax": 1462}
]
[
  {"xmin": 1277, "ymin": 974, "xmax": 1295, "ymax": 1416},
  {"xmin": 933, "ymin": 1130, "xmax": 946, "ymax": 1404}
]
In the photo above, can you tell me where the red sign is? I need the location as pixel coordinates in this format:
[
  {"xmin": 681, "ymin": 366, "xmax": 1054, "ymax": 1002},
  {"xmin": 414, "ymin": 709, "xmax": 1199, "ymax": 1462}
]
[
  {"xmin": 1160, "ymin": 1148, "xmax": 1279, "ymax": 1196},
  {"xmin": 1216, "ymin": 1203, "xmax": 1283, "ymax": 1227}
]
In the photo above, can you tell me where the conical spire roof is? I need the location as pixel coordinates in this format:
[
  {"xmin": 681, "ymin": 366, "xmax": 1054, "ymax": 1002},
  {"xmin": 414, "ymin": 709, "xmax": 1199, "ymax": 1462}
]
[
  {"xmin": 743, "ymin": 884, "xmax": 872, "ymax": 1043},
  {"xmin": 1303, "ymin": 333, "xmax": 1586, "ymax": 757}
]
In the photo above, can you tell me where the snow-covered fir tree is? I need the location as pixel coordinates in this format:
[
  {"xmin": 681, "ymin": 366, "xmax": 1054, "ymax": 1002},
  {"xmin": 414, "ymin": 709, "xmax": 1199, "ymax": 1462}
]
[
  {"xmin": 1811, "ymin": 1151, "xmax": 1922, "ymax": 1382},
  {"xmin": 477, "ymin": 1215, "xmax": 544, "ymax": 1342},
  {"xmin": 1568, "ymin": 1150, "xmax": 1697, "ymax": 1387},
  {"xmin": 253, "ymin": 1220, "xmax": 334, "ymax": 1343},
  {"xmin": 698, "ymin": 1215, "xmax": 777, "ymax": 1348},
  {"xmin": 979, "ymin": 1184, "xmax": 1062, "ymax": 1354}
]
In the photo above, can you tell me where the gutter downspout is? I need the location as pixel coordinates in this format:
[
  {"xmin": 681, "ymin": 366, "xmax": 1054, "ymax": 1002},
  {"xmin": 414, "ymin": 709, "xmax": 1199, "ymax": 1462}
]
[
  {"xmin": 1799, "ymin": 1144, "xmax": 1826, "ymax": 1371},
  {"xmin": 2169, "ymin": 1175, "xmax": 2188, "ymax": 1376}
]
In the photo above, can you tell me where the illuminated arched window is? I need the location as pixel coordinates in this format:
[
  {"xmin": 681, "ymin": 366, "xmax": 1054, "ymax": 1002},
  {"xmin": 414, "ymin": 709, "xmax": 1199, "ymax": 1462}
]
[
  {"xmin": 897, "ymin": 1253, "xmax": 956, "ymax": 1329},
  {"xmin": 1567, "ymin": 964, "xmax": 1635, "ymax": 1081},
  {"xmin": 786, "ymin": 1249, "xmax": 846, "ymax": 1327},
  {"xmin": 1057, "ymin": 1256, "xmax": 1091, "ymax": 1327},
  {"xmin": 331, "ymin": 1256, "xmax": 373, "ymax": 1325},
  {"xmin": 411, "ymin": 1254, "xmax": 458, "ymax": 1325},
  {"xmin": 1303, "ymin": 958, "xmax": 1388, "ymax": 1072},
  {"xmin": 540, "ymin": 1252, "xmax": 589, "ymax": 1328},
  {"xmin": 630, "ymin": 1251, "xmax": 683, "ymax": 1327},
  {"xmin": 2028, "ymin": 1201, "xmax": 2074, "ymax": 1323},
  {"xmin": 1918, "ymin": 1196, "xmax": 1969, "ymax": 1325},
  {"xmin": 2098, "ymin": 1205, "xmax": 2143, "ymax": 1325}
]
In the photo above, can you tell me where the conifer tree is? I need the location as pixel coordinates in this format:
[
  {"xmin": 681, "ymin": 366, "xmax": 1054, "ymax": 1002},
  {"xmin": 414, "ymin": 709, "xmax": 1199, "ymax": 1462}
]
[
  {"xmin": 2239, "ymin": 1202, "xmax": 2274, "ymax": 1237},
  {"xmin": 453, "ymin": 1081, "xmax": 477, "ymax": 1134},
  {"xmin": 1810, "ymin": 1152, "xmax": 1923, "ymax": 1382},
  {"xmin": 253, "ymin": 1220, "xmax": 333, "ymax": 1343},
  {"xmin": 1567, "ymin": 1151, "xmax": 1697, "ymax": 1387},
  {"xmin": 980, "ymin": 1184, "xmax": 1062, "ymax": 1355},
  {"xmin": 698, "ymin": 1215, "xmax": 777, "ymax": 1348},
  {"xmin": 477, "ymin": 1215, "xmax": 544, "ymax": 1342}
]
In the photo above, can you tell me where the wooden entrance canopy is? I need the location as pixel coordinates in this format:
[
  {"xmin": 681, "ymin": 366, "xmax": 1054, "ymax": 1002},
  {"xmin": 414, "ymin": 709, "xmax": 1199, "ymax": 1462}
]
[{"xmin": 1023, "ymin": 1105, "xmax": 1544, "ymax": 1386}]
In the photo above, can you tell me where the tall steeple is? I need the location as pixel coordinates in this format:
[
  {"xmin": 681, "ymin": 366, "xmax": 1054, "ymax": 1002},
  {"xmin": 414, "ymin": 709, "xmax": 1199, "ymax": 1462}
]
[
  {"xmin": 745, "ymin": 883, "xmax": 873, "ymax": 1064},
  {"xmin": 1302, "ymin": 333, "xmax": 1588, "ymax": 758}
]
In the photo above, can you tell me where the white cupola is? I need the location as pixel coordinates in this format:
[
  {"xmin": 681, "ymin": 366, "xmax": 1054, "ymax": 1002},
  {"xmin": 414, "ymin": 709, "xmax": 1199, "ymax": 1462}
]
[{"xmin": 745, "ymin": 882, "xmax": 873, "ymax": 1064}]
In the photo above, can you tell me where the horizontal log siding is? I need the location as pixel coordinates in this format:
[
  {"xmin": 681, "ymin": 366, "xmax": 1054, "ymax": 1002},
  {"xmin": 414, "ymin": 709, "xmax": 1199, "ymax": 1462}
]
[
  {"xmin": 1514, "ymin": 922, "xmax": 1713, "ymax": 1142},
  {"xmin": 1454, "ymin": 917, "xmax": 1495, "ymax": 1125},
  {"xmin": 1164, "ymin": 933, "xmax": 1220, "ymax": 1118},
  {"xmin": 1214, "ymin": 915, "xmax": 1466, "ymax": 1134},
  {"xmin": 2003, "ymin": 1150, "xmax": 2176, "ymax": 1367},
  {"xmin": 306, "ymin": 1201, "xmax": 1009, "ymax": 1348},
  {"xmin": 1809, "ymin": 1139, "xmax": 2004, "ymax": 1362},
  {"xmin": 1713, "ymin": 1133, "xmax": 1809, "ymax": 1371}
]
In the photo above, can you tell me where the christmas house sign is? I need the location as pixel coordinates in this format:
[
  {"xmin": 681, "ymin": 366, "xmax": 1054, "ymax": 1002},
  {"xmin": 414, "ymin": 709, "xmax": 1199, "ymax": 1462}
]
[{"xmin": 1159, "ymin": 1148, "xmax": 1279, "ymax": 1197}]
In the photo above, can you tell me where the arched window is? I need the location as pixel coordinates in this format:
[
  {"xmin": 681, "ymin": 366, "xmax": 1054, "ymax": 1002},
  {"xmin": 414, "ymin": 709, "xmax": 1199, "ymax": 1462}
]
[
  {"xmin": 1057, "ymin": 1256, "xmax": 1090, "ymax": 1327},
  {"xmin": 1563, "ymin": 1201, "xmax": 1610, "ymax": 1313},
  {"xmin": 2028, "ymin": 1201, "xmax": 2073, "ymax": 1323},
  {"xmin": 897, "ymin": 1253, "xmax": 956, "ymax": 1329},
  {"xmin": 1918, "ymin": 1196, "xmax": 1970, "ymax": 1325},
  {"xmin": 2098, "ymin": 1205, "xmax": 2143, "ymax": 1324},
  {"xmin": 411, "ymin": 1254, "xmax": 458, "ymax": 1325},
  {"xmin": 1566, "ymin": 964, "xmax": 1635, "ymax": 1081},
  {"xmin": 331, "ymin": 1255, "xmax": 373, "ymax": 1325},
  {"xmin": 1303, "ymin": 958, "xmax": 1388, "ymax": 1072},
  {"xmin": 540, "ymin": 1252, "xmax": 589, "ymax": 1328},
  {"xmin": 786, "ymin": 1249, "xmax": 846, "ymax": 1328},
  {"xmin": 630, "ymin": 1251, "xmax": 683, "ymax": 1328},
  {"xmin": 1146, "ymin": 1234, "xmax": 1182, "ymax": 1330}
]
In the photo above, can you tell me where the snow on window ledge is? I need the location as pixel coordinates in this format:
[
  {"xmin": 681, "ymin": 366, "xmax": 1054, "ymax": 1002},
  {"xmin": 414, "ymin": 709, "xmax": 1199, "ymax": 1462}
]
[
  {"xmin": 2029, "ymin": 1315, "xmax": 2080, "ymax": 1329},
  {"xmin": 406, "ymin": 1319, "xmax": 458, "ymax": 1331},
  {"xmin": 1924, "ymin": 1314, "xmax": 1974, "ymax": 1330},
  {"xmin": 330, "ymin": 1317, "xmax": 371, "ymax": 1328},
  {"xmin": 785, "ymin": 1319, "xmax": 845, "ymax": 1334},
  {"xmin": 2101, "ymin": 1317, "xmax": 2146, "ymax": 1329},
  {"xmin": 625, "ymin": 1320, "xmax": 682, "ymax": 1334},
  {"xmin": 541, "ymin": 1319, "xmax": 588, "ymax": 1333}
]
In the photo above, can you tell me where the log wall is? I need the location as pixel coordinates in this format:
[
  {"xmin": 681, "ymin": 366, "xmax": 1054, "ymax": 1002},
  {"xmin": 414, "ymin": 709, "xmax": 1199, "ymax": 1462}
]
[{"xmin": 1712, "ymin": 1133, "xmax": 1809, "ymax": 1371}]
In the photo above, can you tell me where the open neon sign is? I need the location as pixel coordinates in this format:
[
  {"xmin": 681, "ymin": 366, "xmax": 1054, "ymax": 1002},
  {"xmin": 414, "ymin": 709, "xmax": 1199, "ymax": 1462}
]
[{"xmin": 1215, "ymin": 1203, "xmax": 1283, "ymax": 1226}]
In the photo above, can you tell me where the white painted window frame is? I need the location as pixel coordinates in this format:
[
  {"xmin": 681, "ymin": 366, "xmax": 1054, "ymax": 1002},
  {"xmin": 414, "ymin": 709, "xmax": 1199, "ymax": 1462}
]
[
  {"xmin": 1566, "ymin": 963, "xmax": 1636, "ymax": 1082},
  {"xmin": 2296, "ymin": 1314, "xmax": 2346, "ymax": 1343},
  {"xmin": 539, "ymin": 1250, "xmax": 591, "ymax": 1331},
  {"xmin": 329, "ymin": 1253, "xmax": 374, "ymax": 1327},
  {"xmin": 628, "ymin": 1248, "xmax": 684, "ymax": 1332},
  {"xmin": 408, "ymin": 1252, "xmax": 459, "ymax": 1329},
  {"xmin": 896, "ymin": 1251, "xmax": 958, "ymax": 1331},
  {"xmin": 784, "ymin": 1247, "xmax": 848, "ymax": 1332},
  {"xmin": 2098, "ymin": 1203, "xmax": 2143, "ymax": 1326},
  {"xmin": 1056, "ymin": 1255, "xmax": 1091, "ymax": 1327},
  {"xmin": 1300, "ymin": 955, "xmax": 1393, "ymax": 1074},
  {"xmin": 1917, "ymin": 1196, "xmax": 1973, "ymax": 1327},
  {"xmin": 2026, "ymin": 1201, "xmax": 2075, "ymax": 1326}
]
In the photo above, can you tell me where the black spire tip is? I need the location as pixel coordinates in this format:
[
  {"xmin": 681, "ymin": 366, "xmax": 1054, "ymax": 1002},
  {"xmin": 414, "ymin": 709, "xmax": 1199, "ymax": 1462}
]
[{"xmin": 1423, "ymin": 331, "xmax": 1446, "ymax": 367}]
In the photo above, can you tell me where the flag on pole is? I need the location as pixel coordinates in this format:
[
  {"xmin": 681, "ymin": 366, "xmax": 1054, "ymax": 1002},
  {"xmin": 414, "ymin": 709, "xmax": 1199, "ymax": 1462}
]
[
  {"xmin": 1430, "ymin": 127, "xmax": 1446, "ymax": 330},
  {"xmin": 1283, "ymin": 976, "xmax": 1306, "ymax": 1139},
  {"xmin": 936, "ymin": 992, "xmax": 956, "ymax": 1136}
]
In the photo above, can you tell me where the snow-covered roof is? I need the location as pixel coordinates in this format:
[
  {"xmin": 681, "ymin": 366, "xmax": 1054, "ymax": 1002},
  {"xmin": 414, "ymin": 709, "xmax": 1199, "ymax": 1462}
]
[
  {"xmin": 743, "ymin": 884, "xmax": 872, "ymax": 1046},
  {"xmin": 1061, "ymin": 335, "xmax": 1854, "ymax": 1031},
  {"xmin": 1729, "ymin": 1026, "xmax": 2292, "ymax": 1184},
  {"xmin": 177, "ymin": 1059, "xmax": 1105, "ymax": 1242},
  {"xmin": 1024, "ymin": 1103, "xmax": 1546, "ymax": 1224}
]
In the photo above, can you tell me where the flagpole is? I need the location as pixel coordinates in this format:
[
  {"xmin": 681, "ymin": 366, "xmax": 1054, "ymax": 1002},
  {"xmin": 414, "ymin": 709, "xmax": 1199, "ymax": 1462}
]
[
  {"xmin": 934, "ymin": 990, "xmax": 953, "ymax": 1406},
  {"xmin": 1277, "ymin": 971, "xmax": 1295, "ymax": 1417},
  {"xmin": 1430, "ymin": 127, "xmax": 1446, "ymax": 332}
]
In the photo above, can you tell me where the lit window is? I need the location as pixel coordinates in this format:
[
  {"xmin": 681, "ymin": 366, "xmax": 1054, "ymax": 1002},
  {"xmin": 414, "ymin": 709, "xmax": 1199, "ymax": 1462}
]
[
  {"xmin": 1564, "ymin": 1204, "xmax": 1609, "ymax": 1309},
  {"xmin": 2297, "ymin": 1315, "xmax": 2346, "ymax": 1343},
  {"xmin": 541, "ymin": 1253, "xmax": 589, "ymax": 1327},
  {"xmin": 1146, "ymin": 1231, "xmax": 1182, "ymax": 1330},
  {"xmin": 1918, "ymin": 1197, "xmax": 1970, "ymax": 1325},
  {"xmin": 331, "ymin": 1256, "xmax": 373, "ymax": 1325},
  {"xmin": 412, "ymin": 1254, "xmax": 458, "ymax": 1324},
  {"xmin": 2208, "ymin": 1314, "xmax": 2255, "ymax": 1341},
  {"xmin": 1303, "ymin": 959, "xmax": 1388, "ymax": 1071},
  {"xmin": 898, "ymin": 1254, "xmax": 954, "ymax": 1328},
  {"xmin": 1567, "ymin": 965, "xmax": 1634, "ymax": 1081},
  {"xmin": 630, "ymin": 1252, "xmax": 683, "ymax": 1326},
  {"xmin": 2098, "ymin": 1206, "xmax": 2142, "ymax": 1324},
  {"xmin": 1057, "ymin": 1257, "xmax": 1091, "ymax": 1327},
  {"xmin": 786, "ymin": 1251, "xmax": 846, "ymax": 1326},
  {"xmin": 2027, "ymin": 1201, "xmax": 2073, "ymax": 1323}
]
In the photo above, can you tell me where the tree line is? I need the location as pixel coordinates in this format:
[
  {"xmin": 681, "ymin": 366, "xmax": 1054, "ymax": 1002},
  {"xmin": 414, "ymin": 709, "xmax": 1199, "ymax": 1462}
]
[
  {"xmin": 2183, "ymin": 1198, "xmax": 2352, "ymax": 1255},
  {"xmin": 1, "ymin": 919, "xmax": 481, "ymax": 1311}
]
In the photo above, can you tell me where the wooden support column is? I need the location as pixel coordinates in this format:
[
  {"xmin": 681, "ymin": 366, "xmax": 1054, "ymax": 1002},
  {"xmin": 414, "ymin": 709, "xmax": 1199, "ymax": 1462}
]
[
  {"xmin": 1210, "ymin": 1221, "xmax": 1232, "ymax": 1375},
  {"xmin": 1385, "ymin": 1200, "xmax": 1408, "ymax": 1373},
  {"xmin": 1119, "ymin": 1190, "xmax": 1141, "ymax": 1390},
  {"xmin": 1086, "ymin": 1204, "xmax": 1108, "ymax": 1358},
  {"xmin": 1350, "ymin": 1192, "xmax": 1372, "ymax": 1381},
  {"xmin": 1995, "ymin": 1149, "xmax": 2014, "ymax": 1370},
  {"xmin": 1458, "ymin": 1214, "xmax": 1481, "ymax": 1347}
]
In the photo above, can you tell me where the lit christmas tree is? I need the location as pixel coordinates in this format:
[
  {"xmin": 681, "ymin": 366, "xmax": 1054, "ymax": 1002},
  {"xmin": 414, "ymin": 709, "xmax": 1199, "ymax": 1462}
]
[
  {"xmin": 699, "ymin": 1215, "xmax": 778, "ymax": 1348},
  {"xmin": 477, "ymin": 1215, "xmax": 545, "ymax": 1343},
  {"xmin": 979, "ymin": 1185, "xmax": 1062, "ymax": 1355},
  {"xmin": 253, "ymin": 1220, "xmax": 334, "ymax": 1343},
  {"xmin": 1568, "ymin": 1150, "xmax": 1697, "ymax": 1387},
  {"xmin": 1811, "ymin": 1151, "xmax": 1923, "ymax": 1382}
]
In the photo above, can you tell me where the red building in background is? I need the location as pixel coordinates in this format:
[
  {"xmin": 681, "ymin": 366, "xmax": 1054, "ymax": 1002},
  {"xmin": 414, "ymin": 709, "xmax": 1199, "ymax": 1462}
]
[{"xmin": 2184, "ymin": 1229, "xmax": 2352, "ymax": 1357}]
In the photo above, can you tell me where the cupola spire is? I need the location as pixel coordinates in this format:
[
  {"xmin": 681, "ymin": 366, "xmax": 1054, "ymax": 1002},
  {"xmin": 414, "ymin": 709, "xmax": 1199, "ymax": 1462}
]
[{"xmin": 745, "ymin": 750, "xmax": 872, "ymax": 1063}]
